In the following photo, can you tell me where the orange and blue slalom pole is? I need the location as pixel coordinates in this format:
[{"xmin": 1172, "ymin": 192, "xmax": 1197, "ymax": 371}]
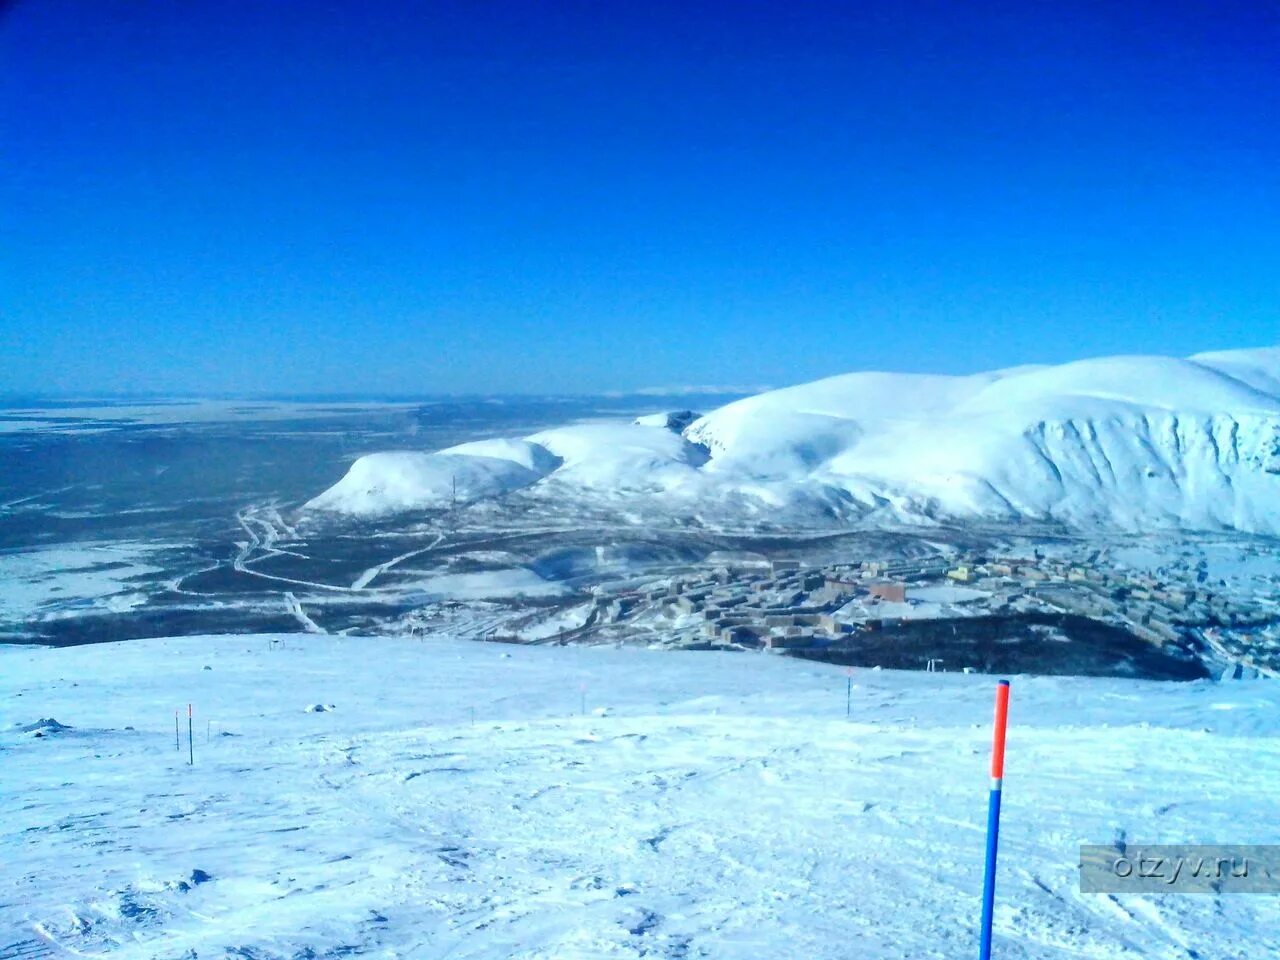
[{"xmin": 979, "ymin": 680, "xmax": 1010, "ymax": 960}]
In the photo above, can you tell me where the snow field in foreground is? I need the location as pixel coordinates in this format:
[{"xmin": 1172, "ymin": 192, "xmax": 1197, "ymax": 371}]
[{"xmin": 2, "ymin": 635, "xmax": 1279, "ymax": 959}]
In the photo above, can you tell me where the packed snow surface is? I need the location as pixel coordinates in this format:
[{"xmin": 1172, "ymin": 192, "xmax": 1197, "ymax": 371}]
[
  {"xmin": 4, "ymin": 635, "xmax": 1279, "ymax": 958},
  {"xmin": 306, "ymin": 348, "xmax": 1280, "ymax": 532}
]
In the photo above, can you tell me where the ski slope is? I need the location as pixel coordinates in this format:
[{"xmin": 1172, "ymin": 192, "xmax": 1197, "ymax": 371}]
[
  {"xmin": 305, "ymin": 348, "xmax": 1280, "ymax": 533},
  {"xmin": 3, "ymin": 635, "xmax": 1279, "ymax": 958}
]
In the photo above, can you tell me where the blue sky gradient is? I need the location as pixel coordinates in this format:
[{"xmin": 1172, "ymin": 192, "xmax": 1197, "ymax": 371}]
[{"xmin": 3, "ymin": 1, "xmax": 1277, "ymax": 395}]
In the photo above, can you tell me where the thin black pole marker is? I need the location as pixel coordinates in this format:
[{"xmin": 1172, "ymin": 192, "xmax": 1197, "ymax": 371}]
[
  {"xmin": 979, "ymin": 680, "xmax": 1011, "ymax": 960},
  {"xmin": 188, "ymin": 704, "xmax": 194, "ymax": 766},
  {"xmin": 845, "ymin": 667, "xmax": 853, "ymax": 718},
  {"xmin": 175, "ymin": 710, "xmax": 180, "ymax": 751}
]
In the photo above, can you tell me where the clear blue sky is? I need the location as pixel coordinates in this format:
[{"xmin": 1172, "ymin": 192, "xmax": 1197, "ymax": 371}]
[{"xmin": 2, "ymin": 1, "xmax": 1277, "ymax": 396}]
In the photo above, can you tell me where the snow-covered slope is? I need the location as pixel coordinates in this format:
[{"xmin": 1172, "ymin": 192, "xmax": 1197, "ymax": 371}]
[
  {"xmin": 306, "ymin": 348, "xmax": 1280, "ymax": 532},
  {"xmin": 526, "ymin": 424, "xmax": 709, "ymax": 492},
  {"xmin": 305, "ymin": 423, "xmax": 710, "ymax": 517},
  {"xmin": 1192, "ymin": 346, "xmax": 1280, "ymax": 396},
  {"xmin": 303, "ymin": 450, "xmax": 548, "ymax": 516},
  {"xmin": 686, "ymin": 349, "xmax": 1280, "ymax": 530},
  {"xmin": 4, "ymin": 634, "xmax": 1279, "ymax": 958}
]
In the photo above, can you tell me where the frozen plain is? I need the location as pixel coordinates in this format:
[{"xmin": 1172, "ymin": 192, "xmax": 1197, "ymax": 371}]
[{"xmin": 4, "ymin": 635, "xmax": 1279, "ymax": 959}]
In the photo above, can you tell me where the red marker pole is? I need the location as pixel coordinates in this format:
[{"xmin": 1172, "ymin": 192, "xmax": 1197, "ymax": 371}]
[
  {"xmin": 187, "ymin": 704, "xmax": 194, "ymax": 766},
  {"xmin": 979, "ymin": 680, "xmax": 1011, "ymax": 960}
]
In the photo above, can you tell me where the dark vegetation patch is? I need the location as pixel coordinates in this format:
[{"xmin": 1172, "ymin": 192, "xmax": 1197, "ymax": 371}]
[{"xmin": 791, "ymin": 613, "xmax": 1209, "ymax": 680}]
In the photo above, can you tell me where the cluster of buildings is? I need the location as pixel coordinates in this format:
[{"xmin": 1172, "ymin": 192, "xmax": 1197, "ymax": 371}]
[
  {"xmin": 588, "ymin": 555, "xmax": 972, "ymax": 650},
  {"xmin": 577, "ymin": 545, "xmax": 1280, "ymax": 675}
]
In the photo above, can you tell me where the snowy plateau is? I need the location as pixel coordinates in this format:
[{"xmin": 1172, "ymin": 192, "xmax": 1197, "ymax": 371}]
[
  {"xmin": 5, "ymin": 635, "xmax": 1279, "ymax": 959},
  {"xmin": 305, "ymin": 348, "xmax": 1280, "ymax": 534}
]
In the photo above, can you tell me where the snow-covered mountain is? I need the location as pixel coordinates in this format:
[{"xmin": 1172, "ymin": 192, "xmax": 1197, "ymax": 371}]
[{"xmin": 306, "ymin": 347, "xmax": 1280, "ymax": 533}]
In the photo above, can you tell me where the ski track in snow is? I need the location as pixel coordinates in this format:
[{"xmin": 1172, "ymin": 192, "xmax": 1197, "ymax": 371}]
[
  {"xmin": 2, "ymin": 636, "xmax": 1278, "ymax": 959},
  {"xmin": 232, "ymin": 505, "xmax": 359, "ymax": 594},
  {"xmin": 351, "ymin": 535, "xmax": 446, "ymax": 591},
  {"xmin": 283, "ymin": 592, "xmax": 325, "ymax": 635}
]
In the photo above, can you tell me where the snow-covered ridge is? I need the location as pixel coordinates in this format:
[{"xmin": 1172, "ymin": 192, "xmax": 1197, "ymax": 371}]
[{"xmin": 305, "ymin": 347, "xmax": 1280, "ymax": 533}]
